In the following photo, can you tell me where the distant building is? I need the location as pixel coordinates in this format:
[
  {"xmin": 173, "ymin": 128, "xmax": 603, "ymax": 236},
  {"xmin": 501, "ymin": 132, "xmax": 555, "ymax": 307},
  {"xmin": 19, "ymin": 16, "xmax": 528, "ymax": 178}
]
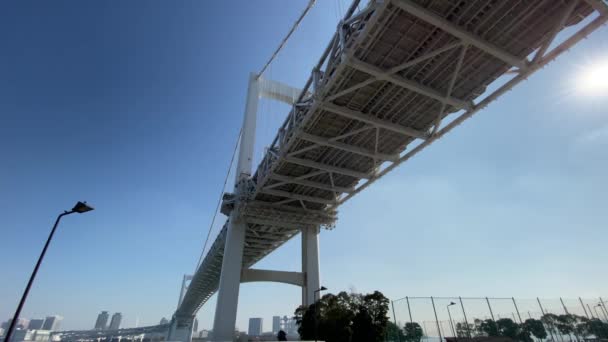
[
  {"xmin": 108, "ymin": 313, "xmax": 122, "ymax": 330},
  {"xmin": 42, "ymin": 316, "xmax": 62, "ymax": 331},
  {"xmin": 2, "ymin": 319, "xmax": 30, "ymax": 331},
  {"xmin": 159, "ymin": 318, "xmax": 169, "ymax": 325},
  {"xmin": 27, "ymin": 320, "xmax": 45, "ymax": 330},
  {"xmin": 94, "ymin": 311, "xmax": 110, "ymax": 330},
  {"xmin": 12, "ymin": 329, "xmax": 34, "ymax": 342},
  {"xmin": 272, "ymin": 316, "xmax": 281, "ymax": 334},
  {"xmin": 282, "ymin": 315, "xmax": 297, "ymax": 335},
  {"xmin": 247, "ymin": 318, "xmax": 263, "ymax": 336}
]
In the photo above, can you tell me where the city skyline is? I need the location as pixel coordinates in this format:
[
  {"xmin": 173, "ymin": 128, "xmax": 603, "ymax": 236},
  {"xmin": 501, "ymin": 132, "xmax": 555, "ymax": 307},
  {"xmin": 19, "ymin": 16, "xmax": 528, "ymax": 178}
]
[{"xmin": 1, "ymin": 0, "xmax": 607, "ymax": 333}]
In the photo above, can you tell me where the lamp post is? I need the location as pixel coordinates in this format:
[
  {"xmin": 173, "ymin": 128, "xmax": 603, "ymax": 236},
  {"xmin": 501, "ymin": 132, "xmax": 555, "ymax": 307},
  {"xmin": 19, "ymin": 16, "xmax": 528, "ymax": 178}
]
[
  {"xmin": 447, "ymin": 302, "xmax": 457, "ymax": 337},
  {"xmin": 3, "ymin": 201, "xmax": 94, "ymax": 342},
  {"xmin": 313, "ymin": 286, "xmax": 327, "ymax": 342}
]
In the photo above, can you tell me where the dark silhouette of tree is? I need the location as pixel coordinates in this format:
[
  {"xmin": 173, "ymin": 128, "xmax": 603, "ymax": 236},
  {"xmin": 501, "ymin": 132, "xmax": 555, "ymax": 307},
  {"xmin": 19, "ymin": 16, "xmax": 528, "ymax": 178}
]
[
  {"xmin": 478, "ymin": 319, "xmax": 499, "ymax": 337},
  {"xmin": 403, "ymin": 322, "xmax": 423, "ymax": 342},
  {"xmin": 294, "ymin": 290, "xmax": 390, "ymax": 342},
  {"xmin": 522, "ymin": 318, "xmax": 547, "ymax": 340},
  {"xmin": 384, "ymin": 321, "xmax": 405, "ymax": 342},
  {"xmin": 495, "ymin": 318, "xmax": 520, "ymax": 339},
  {"xmin": 277, "ymin": 330, "xmax": 287, "ymax": 341},
  {"xmin": 582, "ymin": 318, "xmax": 608, "ymax": 339}
]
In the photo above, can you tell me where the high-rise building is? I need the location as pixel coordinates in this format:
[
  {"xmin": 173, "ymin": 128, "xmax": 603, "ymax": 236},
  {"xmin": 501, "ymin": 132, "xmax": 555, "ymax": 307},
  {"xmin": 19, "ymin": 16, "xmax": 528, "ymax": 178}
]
[
  {"xmin": 28, "ymin": 319, "xmax": 45, "ymax": 330},
  {"xmin": 108, "ymin": 313, "xmax": 122, "ymax": 330},
  {"xmin": 247, "ymin": 318, "xmax": 263, "ymax": 336},
  {"xmin": 272, "ymin": 316, "xmax": 281, "ymax": 333},
  {"xmin": 94, "ymin": 311, "xmax": 110, "ymax": 330},
  {"xmin": 159, "ymin": 317, "xmax": 169, "ymax": 325},
  {"xmin": 2, "ymin": 318, "xmax": 30, "ymax": 331},
  {"xmin": 42, "ymin": 316, "xmax": 62, "ymax": 331}
]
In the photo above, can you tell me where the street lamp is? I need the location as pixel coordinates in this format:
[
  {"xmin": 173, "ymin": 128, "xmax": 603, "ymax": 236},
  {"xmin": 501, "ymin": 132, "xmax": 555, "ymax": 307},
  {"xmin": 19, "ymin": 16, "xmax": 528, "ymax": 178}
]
[
  {"xmin": 313, "ymin": 286, "xmax": 327, "ymax": 342},
  {"xmin": 3, "ymin": 201, "xmax": 94, "ymax": 342},
  {"xmin": 447, "ymin": 302, "xmax": 457, "ymax": 337}
]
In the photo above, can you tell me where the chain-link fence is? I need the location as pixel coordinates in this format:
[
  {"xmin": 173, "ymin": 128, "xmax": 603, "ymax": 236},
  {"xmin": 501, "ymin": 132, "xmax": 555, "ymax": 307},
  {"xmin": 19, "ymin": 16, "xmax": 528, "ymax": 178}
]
[{"xmin": 390, "ymin": 296, "xmax": 608, "ymax": 342}]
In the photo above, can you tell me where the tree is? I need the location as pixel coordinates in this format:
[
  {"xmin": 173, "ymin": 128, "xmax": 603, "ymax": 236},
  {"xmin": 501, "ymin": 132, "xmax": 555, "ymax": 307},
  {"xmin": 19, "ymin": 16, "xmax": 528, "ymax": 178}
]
[
  {"xmin": 478, "ymin": 319, "xmax": 499, "ymax": 337},
  {"xmin": 522, "ymin": 318, "xmax": 547, "ymax": 340},
  {"xmin": 496, "ymin": 318, "xmax": 520, "ymax": 340},
  {"xmin": 403, "ymin": 322, "xmax": 423, "ymax": 342},
  {"xmin": 384, "ymin": 321, "xmax": 405, "ymax": 342},
  {"xmin": 294, "ymin": 290, "xmax": 391, "ymax": 342}
]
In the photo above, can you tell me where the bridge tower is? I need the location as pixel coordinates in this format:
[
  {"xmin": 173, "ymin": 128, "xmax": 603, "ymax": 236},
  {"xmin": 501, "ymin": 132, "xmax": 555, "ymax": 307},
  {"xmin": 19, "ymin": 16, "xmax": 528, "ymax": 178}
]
[{"xmin": 210, "ymin": 72, "xmax": 321, "ymax": 341}]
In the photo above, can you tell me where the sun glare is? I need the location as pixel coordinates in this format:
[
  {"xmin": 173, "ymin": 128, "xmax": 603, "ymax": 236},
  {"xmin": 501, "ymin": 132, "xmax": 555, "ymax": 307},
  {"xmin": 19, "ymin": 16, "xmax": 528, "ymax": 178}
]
[{"xmin": 577, "ymin": 60, "xmax": 608, "ymax": 96}]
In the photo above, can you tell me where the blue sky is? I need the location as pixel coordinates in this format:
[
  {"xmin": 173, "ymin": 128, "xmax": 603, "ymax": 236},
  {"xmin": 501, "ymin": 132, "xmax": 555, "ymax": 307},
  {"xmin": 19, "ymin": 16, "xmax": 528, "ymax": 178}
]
[{"xmin": 1, "ymin": 0, "xmax": 607, "ymax": 333}]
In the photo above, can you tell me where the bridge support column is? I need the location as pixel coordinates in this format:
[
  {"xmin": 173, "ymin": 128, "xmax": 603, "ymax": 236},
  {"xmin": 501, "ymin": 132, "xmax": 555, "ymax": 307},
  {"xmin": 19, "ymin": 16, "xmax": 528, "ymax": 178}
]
[
  {"xmin": 167, "ymin": 316, "xmax": 194, "ymax": 342},
  {"xmin": 212, "ymin": 218, "xmax": 246, "ymax": 341},
  {"xmin": 302, "ymin": 225, "xmax": 321, "ymax": 306}
]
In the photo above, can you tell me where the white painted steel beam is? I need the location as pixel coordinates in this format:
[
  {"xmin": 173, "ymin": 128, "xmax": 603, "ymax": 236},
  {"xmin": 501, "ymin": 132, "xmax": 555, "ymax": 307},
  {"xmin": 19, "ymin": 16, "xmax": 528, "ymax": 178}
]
[
  {"xmin": 260, "ymin": 188, "xmax": 337, "ymax": 205},
  {"xmin": 347, "ymin": 58, "xmax": 471, "ymax": 110},
  {"xmin": 244, "ymin": 217, "xmax": 306, "ymax": 230},
  {"xmin": 284, "ymin": 156, "xmax": 372, "ymax": 179},
  {"xmin": 268, "ymin": 173, "xmax": 355, "ymax": 193},
  {"xmin": 299, "ymin": 132, "xmax": 399, "ymax": 161},
  {"xmin": 241, "ymin": 268, "xmax": 304, "ymax": 287},
  {"xmin": 321, "ymin": 102, "xmax": 427, "ymax": 139},
  {"xmin": 391, "ymin": 0, "xmax": 528, "ymax": 70}
]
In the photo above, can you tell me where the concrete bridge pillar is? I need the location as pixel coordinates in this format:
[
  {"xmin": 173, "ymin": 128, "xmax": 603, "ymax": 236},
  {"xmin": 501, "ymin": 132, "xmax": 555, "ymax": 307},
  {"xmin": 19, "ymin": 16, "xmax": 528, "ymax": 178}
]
[
  {"xmin": 302, "ymin": 225, "xmax": 321, "ymax": 306},
  {"xmin": 167, "ymin": 316, "xmax": 194, "ymax": 342}
]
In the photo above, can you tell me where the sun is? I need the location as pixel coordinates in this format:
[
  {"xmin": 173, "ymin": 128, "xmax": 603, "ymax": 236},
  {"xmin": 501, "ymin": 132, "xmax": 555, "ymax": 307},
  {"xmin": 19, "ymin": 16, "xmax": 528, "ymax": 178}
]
[{"xmin": 577, "ymin": 60, "xmax": 608, "ymax": 96}]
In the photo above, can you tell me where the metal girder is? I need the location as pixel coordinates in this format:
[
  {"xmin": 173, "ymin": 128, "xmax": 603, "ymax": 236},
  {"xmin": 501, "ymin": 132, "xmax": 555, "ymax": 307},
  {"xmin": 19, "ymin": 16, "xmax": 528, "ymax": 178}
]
[
  {"xmin": 299, "ymin": 132, "xmax": 399, "ymax": 161},
  {"xmin": 284, "ymin": 155, "xmax": 372, "ymax": 179},
  {"xmin": 244, "ymin": 217, "xmax": 306, "ymax": 230},
  {"xmin": 327, "ymin": 42, "xmax": 462, "ymax": 102},
  {"xmin": 259, "ymin": 188, "xmax": 338, "ymax": 205},
  {"xmin": 321, "ymin": 102, "xmax": 427, "ymax": 139},
  {"xmin": 347, "ymin": 58, "xmax": 471, "ymax": 110},
  {"xmin": 391, "ymin": 0, "xmax": 528, "ymax": 70},
  {"xmin": 268, "ymin": 173, "xmax": 355, "ymax": 193},
  {"xmin": 387, "ymin": 41, "xmax": 463, "ymax": 74},
  {"xmin": 533, "ymin": 0, "xmax": 578, "ymax": 63},
  {"xmin": 584, "ymin": 0, "xmax": 608, "ymax": 16}
]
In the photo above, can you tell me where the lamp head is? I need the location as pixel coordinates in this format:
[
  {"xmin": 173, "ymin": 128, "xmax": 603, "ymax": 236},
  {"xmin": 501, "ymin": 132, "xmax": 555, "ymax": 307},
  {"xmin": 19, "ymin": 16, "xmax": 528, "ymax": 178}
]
[
  {"xmin": 320, "ymin": 286, "xmax": 327, "ymax": 291},
  {"xmin": 72, "ymin": 201, "xmax": 94, "ymax": 214},
  {"xmin": 448, "ymin": 302, "xmax": 456, "ymax": 306}
]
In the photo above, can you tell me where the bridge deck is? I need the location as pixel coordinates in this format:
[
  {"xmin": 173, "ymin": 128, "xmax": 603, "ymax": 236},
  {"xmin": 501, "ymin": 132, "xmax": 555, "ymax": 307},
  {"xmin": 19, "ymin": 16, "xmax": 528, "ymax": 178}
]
[{"xmin": 176, "ymin": 0, "xmax": 606, "ymax": 318}]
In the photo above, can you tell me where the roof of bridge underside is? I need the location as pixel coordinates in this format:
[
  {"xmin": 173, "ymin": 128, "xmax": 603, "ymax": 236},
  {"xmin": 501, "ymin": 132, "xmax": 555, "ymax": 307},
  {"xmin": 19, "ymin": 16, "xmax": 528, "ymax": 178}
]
[{"xmin": 176, "ymin": 0, "xmax": 600, "ymax": 318}]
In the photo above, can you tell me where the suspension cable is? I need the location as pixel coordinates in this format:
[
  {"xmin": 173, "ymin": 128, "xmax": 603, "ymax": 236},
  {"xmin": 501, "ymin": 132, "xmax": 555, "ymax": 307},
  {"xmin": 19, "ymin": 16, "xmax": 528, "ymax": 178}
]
[
  {"xmin": 194, "ymin": 127, "xmax": 242, "ymax": 271},
  {"xmin": 257, "ymin": 0, "xmax": 317, "ymax": 79}
]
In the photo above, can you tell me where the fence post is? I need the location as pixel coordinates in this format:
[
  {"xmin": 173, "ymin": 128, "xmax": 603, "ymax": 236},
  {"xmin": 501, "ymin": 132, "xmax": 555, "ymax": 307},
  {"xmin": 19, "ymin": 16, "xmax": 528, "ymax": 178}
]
[
  {"xmin": 537, "ymin": 297, "xmax": 557, "ymax": 342},
  {"xmin": 512, "ymin": 297, "xmax": 523, "ymax": 324},
  {"xmin": 459, "ymin": 297, "xmax": 472, "ymax": 338},
  {"xmin": 392, "ymin": 300, "xmax": 402, "ymax": 342},
  {"xmin": 579, "ymin": 298, "xmax": 590, "ymax": 319},
  {"xmin": 431, "ymin": 297, "xmax": 443, "ymax": 342},
  {"xmin": 599, "ymin": 298, "xmax": 608, "ymax": 321},
  {"xmin": 486, "ymin": 297, "xmax": 496, "ymax": 321},
  {"xmin": 407, "ymin": 296, "xmax": 414, "ymax": 325}
]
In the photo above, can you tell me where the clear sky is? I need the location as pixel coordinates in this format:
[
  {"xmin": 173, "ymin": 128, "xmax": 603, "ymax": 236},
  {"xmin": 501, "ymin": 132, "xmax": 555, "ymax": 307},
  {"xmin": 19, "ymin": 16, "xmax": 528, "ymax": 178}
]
[{"xmin": 1, "ymin": 0, "xmax": 607, "ymax": 333}]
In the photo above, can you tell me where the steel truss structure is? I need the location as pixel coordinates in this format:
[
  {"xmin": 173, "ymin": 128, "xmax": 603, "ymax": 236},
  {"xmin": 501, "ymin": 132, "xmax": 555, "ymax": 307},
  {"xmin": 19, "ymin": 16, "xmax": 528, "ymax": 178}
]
[{"xmin": 175, "ymin": 0, "xmax": 607, "ymax": 334}]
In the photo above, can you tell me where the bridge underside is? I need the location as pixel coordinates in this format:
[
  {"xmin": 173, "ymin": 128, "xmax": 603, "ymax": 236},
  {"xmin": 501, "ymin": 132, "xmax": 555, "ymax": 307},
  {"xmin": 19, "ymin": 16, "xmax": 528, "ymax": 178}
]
[{"xmin": 175, "ymin": 0, "xmax": 607, "ymax": 333}]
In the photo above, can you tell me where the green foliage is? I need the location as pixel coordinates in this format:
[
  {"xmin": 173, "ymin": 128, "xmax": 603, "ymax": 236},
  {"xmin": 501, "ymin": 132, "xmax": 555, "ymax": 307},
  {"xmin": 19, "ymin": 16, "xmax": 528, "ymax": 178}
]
[
  {"xmin": 294, "ymin": 290, "xmax": 390, "ymax": 342},
  {"xmin": 522, "ymin": 318, "xmax": 547, "ymax": 340},
  {"xmin": 478, "ymin": 319, "xmax": 499, "ymax": 337},
  {"xmin": 384, "ymin": 321, "xmax": 405, "ymax": 342},
  {"xmin": 403, "ymin": 322, "xmax": 423, "ymax": 342}
]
